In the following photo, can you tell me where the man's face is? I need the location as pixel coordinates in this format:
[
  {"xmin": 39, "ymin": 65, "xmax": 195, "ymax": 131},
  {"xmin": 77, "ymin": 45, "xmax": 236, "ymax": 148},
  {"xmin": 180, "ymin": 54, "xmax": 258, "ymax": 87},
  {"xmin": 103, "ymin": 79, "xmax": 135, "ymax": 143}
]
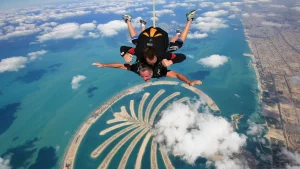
[
  {"xmin": 140, "ymin": 70, "xmax": 152, "ymax": 82},
  {"xmin": 145, "ymin": 56, "xmax": 157, "ymax": 65}
]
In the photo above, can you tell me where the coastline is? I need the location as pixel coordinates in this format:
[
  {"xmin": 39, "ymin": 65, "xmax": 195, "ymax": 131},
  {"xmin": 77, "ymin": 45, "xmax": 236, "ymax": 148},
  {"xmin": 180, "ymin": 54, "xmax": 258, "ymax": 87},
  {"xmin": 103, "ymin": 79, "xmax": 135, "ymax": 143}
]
[{"xmin": 242, "ymin": 21, "xmax": 263, "ymax": 101}]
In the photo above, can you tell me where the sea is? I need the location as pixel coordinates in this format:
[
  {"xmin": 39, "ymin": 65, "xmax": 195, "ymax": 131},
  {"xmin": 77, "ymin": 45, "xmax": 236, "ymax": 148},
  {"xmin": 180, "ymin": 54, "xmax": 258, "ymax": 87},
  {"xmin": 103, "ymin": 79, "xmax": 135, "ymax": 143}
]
[{"xmin": 0, "ymin": 6, "xmax": 263, "ymax": 169}]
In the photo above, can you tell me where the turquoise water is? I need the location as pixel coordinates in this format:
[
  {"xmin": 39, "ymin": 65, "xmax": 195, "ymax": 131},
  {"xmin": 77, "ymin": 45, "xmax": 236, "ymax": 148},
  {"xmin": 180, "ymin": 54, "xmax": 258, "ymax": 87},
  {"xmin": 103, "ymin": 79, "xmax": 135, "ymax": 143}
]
[
  {"xmin": 0, "ymin": 10, "xmax": 261, "ymax": 169},
  {"xmin": 73, "ymin": 19, "xmax": 261, "ymax": 168}
]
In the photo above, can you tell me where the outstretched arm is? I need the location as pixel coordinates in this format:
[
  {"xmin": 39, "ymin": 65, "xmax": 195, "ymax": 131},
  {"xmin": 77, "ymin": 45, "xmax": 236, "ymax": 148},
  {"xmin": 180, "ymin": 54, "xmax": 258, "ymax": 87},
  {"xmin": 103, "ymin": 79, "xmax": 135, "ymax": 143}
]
[
  {"xmin": 166, "ymin": 70, "xmax": 202, "ymax": 86},
  {"xmin": 92, "ymin": 62, "xmax": 131, "ymax": 70}
]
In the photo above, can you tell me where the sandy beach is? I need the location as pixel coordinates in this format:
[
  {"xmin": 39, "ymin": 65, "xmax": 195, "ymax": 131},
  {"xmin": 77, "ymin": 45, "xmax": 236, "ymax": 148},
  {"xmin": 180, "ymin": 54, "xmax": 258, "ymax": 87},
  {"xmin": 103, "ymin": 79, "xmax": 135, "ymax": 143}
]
[{"xmin": 242, "ymin": 22, "xmax": 263, "ymax": 100}]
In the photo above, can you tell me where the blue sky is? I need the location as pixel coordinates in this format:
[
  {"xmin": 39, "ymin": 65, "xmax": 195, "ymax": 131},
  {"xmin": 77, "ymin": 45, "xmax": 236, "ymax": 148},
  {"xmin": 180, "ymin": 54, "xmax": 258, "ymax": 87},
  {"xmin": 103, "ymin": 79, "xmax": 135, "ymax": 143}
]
[{"xmin": 0, "ymin": 0, "xmax": 83, "ymax": 10}]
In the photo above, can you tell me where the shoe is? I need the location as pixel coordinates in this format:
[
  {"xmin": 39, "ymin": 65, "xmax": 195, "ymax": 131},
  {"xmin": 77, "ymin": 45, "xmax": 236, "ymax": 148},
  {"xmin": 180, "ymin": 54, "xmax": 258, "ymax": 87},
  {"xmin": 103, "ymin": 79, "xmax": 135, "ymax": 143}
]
[
  {"xmin": 140, "ymin": 19, "xmax": 147, "ymax": 26},
  {"xmin": 122, "ymin": 14, "xmax": 132, "ymax": 23},
  {"xmin": 186, "ymin": 9, "xmax": 198, "ymax": 21},
  {"xmin": 176, "ymin": 29, "xmax": 181, "ymax": 34}
]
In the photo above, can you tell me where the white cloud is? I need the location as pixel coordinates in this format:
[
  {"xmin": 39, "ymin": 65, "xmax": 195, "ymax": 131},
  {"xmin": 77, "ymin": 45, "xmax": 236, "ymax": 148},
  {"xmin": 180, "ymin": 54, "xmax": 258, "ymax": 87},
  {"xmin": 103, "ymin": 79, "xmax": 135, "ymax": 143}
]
[
  {"xmin": 193, "ymin": 17, "xmax": 228, "ymax": 33},
  {"xmin": 215, "ymin": 157, "xmax": 249, "ymax": 169},
  {"xmin": 88, "ymin": 32, "xmax": 100, "ymax": 38},
  {"xmin": 0, "ymin": 56, "xmax": 28, "ymax": 73},
  {"xmin": 94, "ymin": 5, "xmax": 128, "ymax": 14},
  {"xmin": 40, "ymin": 22, "xmax": 58, "ymax": 28},
  {"xmin": 71, "ymin": 75, "xmax": 86, "ymax": 90},
  {"xmin": 135, "ymin": 7, "xmax": 148, "ymax": 11},
  {"xmin": 154, "ymin": 101, "xmax": 247, "ymax": 167},
  {"xmin": 199, "ymin": 2, "xmax": 215, "ymax": 8},
  {"xmin": 5, "ymin": 8, "xmax": 91, "ymax": 24},
  {"xmin": 290, "ymin": 76, "xmax": 300, "ymax": 85},
  {"xmin": 151, "ymin": 16, "xmax": 159, "ymax": 22},
  {"xmin": 28, "ymin": 50, "xmax": 47, "ymax": 61},
  {"xmin": 261, "ymin": 21, "xmax": 285, "ymax": 28},
  {"xmin": 270, "ymin": 4, "xmax": 286, "ymax": 8},
  {"xmin": 0, "ymin": 157, "xmax": 11, "ymax": 169},
  {"xmin": 153, "ymin": 9, "xmax": 174, "ymax": 17},
  {"xmin": 291, "ymin": 7, "xmax": 300, "ymax": 12},
  {"xmin": 163, "ymin": 3, "xmax": 195, "ymax": 8},
  {"xmin": 229, "ymin": 6, "xmax": 241, "ymax": 12},
  {"xmin": 97, "ymin": 20, "xmax": 127, "ymax": 37},
  {"xmin": 144, "ymin": 0, "xmax": 166, "ymax": 5},
  {"xmin": 197, "ymin": 54, "xmax": 229, "ymax": 68},
  {"xmin": 217, "ymin": 2, "xmax": 242, "ymax": 12},
  {"xmin": 281, "ymin": 148, "xmax": 300, "ymax": 169},
  {"xmin": 79, "ymin": 22, "xmax": 96, "ymax": 31},
  {"xmin": 0, "ymin": 22, "xmax": 5, "ymax": 27},
  {"xmin": 50, "ymin": 10, "xmax": 91, "ymax": 20},
  {"xmin": 187, "ymin": 32, "xmax": 208, "ymax": 39},
  {"xmin": 37, "ymin": 22, "xmax": 96, "ymax": 42},
  {"xmin": 228, "ymin": 14, "xmax": 236, "ymax": 19},
  {"xmin": 96, "ymin": 17, "xmax": 142, "ymax": 37},
  {"xmin": 233, "ymin": 2, "xmax": 243, "ymax": 5},
  {"xmin": 55, "ymin": 145, "xmax": 60, "ymax": 152},
  {"xmin": 244, "ymin": 0, "xmax": 271, "ymax": 3},
  {"xmin": 202, "ymin": 10, "xmax": 229, "ymax": 17},
  {"xmin": 3, "ymin": 26, "xmax": 14, "ymax": 33},
  {"xmin": 37, "ymin": 23, "xmax": 81, "ymax": 42},
  {"xmin": 242, "ymin": 13, "xmax": 250, "ymax": 18},
  {"xmin": 0, "ymin": 25, "xmax": 41, "ymax": 40},
  {"xmin": 252, "ymin": 13, "xmax": 264, "ymax": 17},
  {"xmin": 267, "ymin": 13, "xmax": 277, "ymax": 17},
  {"xmin": 246, "ymin": 121, "xmax": 264, "ymax": 136},
  {"xmin": 221, "ymin": 2, "xmax": 233, "ymax": 7}
]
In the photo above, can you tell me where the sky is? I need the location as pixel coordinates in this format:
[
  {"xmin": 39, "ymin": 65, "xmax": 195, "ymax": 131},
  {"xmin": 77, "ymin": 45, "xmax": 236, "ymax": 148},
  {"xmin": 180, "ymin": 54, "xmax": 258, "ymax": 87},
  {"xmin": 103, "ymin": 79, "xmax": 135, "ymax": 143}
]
[{"xmin": 0, "ymin": 0, "xmax": 83, "ymax": 10}]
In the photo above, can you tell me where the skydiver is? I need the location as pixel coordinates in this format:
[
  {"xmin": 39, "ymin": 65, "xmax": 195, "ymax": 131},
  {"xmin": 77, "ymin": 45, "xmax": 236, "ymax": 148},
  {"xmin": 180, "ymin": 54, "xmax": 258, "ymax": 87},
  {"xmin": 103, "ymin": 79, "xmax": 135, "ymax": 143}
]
[
  {"xmin": 100, "ymin": 10, "xmax": 201, "ymax": 85},
  {"xmin": 122, "ymin": 9, "xmax": 197, "ymax": 53},
  {"xmin": 92, "ymin": 61, "xmax": 202, "ymax": 86},
  {"xmin": 119, "ymin": 9, "xmax": 197, "ymax": 70}
]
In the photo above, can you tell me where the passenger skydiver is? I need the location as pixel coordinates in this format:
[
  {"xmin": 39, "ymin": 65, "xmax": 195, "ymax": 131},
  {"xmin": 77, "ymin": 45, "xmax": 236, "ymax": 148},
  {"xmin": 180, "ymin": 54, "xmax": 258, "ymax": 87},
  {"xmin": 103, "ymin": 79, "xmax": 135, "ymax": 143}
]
[{"xmin": 92, "ymin": 61, "xmax": 202, "ymax": 86}]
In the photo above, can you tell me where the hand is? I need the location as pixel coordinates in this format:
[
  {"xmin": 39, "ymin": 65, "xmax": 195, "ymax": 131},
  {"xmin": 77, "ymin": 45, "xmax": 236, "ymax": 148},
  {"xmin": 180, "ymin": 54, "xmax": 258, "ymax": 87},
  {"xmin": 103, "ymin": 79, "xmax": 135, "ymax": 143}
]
[
  {"xmin": 124, "ymin": 53, "xmax": 133, "ymax": 63},
  {"xmin": 189, "ymin": 80, "xmax": 202, "ymax": 86},
  {"xmin": 92, "ymin": 62, "xmax": 104, "ymax": 68},
  {"xmin": 162, "ymin": 59, "xmax": 173, "ymax": 67}
]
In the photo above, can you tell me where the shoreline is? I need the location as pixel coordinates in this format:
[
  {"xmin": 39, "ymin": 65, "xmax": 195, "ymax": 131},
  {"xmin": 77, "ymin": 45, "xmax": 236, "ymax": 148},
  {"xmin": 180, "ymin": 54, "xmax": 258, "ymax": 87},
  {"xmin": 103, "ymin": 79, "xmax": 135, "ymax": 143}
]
[{"xmin": 242, "ymin": 21, "xmax": 263, "ymax": 101}]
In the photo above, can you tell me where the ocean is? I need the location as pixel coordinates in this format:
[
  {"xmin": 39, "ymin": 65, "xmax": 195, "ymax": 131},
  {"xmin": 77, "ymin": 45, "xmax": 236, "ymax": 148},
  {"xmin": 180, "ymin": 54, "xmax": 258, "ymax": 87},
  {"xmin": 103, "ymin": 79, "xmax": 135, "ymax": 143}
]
[{"xmin": 0, "ymin": 9, "xmax": 261, "ymax": 169}]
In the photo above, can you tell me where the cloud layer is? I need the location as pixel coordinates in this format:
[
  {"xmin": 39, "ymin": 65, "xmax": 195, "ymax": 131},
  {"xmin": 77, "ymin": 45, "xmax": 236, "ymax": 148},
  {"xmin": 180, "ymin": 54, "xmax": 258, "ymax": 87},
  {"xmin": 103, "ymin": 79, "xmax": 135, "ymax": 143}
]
[
  {"xmin": 37, "ymin": 22, "xmax": 97, "ymax": 42},
  {"xmin": 154, "ymin": 101, "xmax": 247, "ymax": 168},
  {"xmin": 71, "ymin": 75, "xmax": 86, "ymax": 90},
  {"xmin": 187, "ymin": 32, "xmax": 208, "ymax": 39},
  {"xmin": 97, "ymin": 20, "xmax": 127, "ymax": 37},
  {"xmin": 197, "ymin": 54, "xmax": 229, "ymax": 68},
  {"xmin": 28, "ymin": 50, "xmax": 47, "ymax": 61},
  {"xmin": 281, "ymin": 148, "xmax": 300, "ymax": 169},
  {"xmin": 247, "ymin": 121, "xmax": 265, "ymax": 136},
  {"xmin": 192, "ymin": 16, "xmax": 228, "ymax": 33},
  {"xmin": 0, "ymin": 157, "xmax": 11, "ymax": 169},
  {"xmin": 0, "ymin": 56, "xmax": 28, "ymax": 73}
]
